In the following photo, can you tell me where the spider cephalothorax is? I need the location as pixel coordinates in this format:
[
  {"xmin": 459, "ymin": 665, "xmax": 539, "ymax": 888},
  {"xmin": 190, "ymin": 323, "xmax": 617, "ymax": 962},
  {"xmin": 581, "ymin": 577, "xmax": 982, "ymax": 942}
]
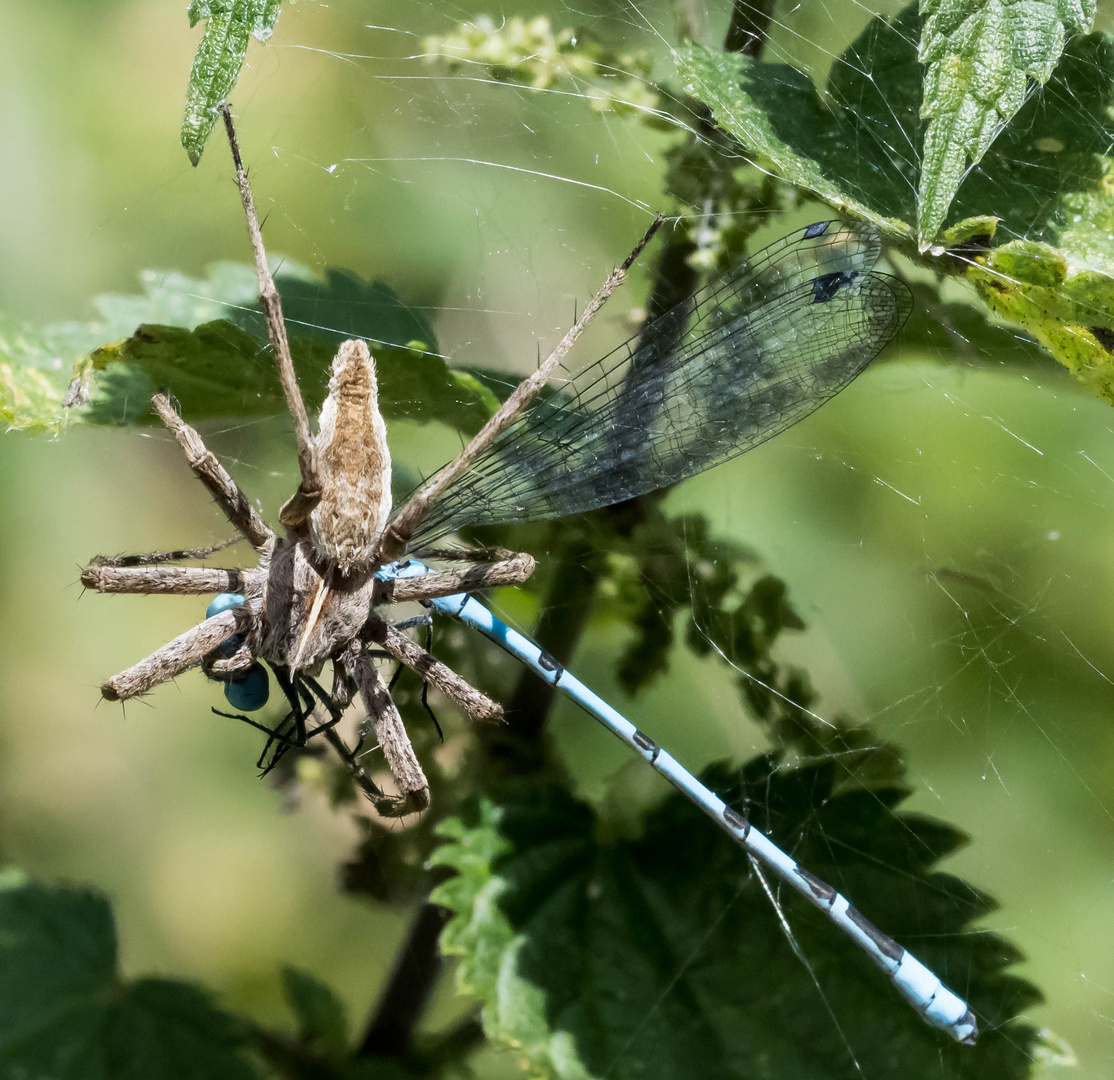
[{"xmin": 81, "ymin": 105, "xmax": 648, "ymax": 815}]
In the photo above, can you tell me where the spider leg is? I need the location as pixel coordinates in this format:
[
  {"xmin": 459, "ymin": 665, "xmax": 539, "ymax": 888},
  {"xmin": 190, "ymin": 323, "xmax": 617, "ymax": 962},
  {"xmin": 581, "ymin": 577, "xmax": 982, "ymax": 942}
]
[
  {"xmin": 150, "ymin": 393, "xmax": 274, "ymax": 551},
  {"xmin": 351, "ymin": 649, "xmax": 430, "ymax": 818},
  {"xmin": 414, "ymin": 545, "xmax": 526, "ymax": 563},
  {"xmin": 88, "ymin": 538, "xmax": 242, "ymax": 567},
  {"xmin": 220, "ymin": 105, "xmax": 320, "ymax": 534},
  {"xmin": 329, "ymin": 658, "xmax": 357, "ymax": 712},
  {"xmin": 374, "ymin": 552, "xmax": 535, "ymax": 606},
  {"xmin": 415, "ymin": 617, "xmax": 443, "ymax": 741},
  {"xmin": 378, "ymin": 216, "xmax": 664, "ymax": 561},
  {"xmin": 82, "ymin": 564, "xmax": 246, "ymax": 596},
  {"xmin": 101, "ymin": 606, "xmax": 250, "ymax": 701},
  {"xmin": 393, "ymin": 614, "xmax": 434, "ymax": 632},
  {"xmin": 362, "ymin": 612, "xmax": 503, "ymax": 723},
  {"xmin": 203, "ymin": 643, "xmax": 255, "ymax": 678},
  {"xmin": 385, "ymin": 618, "xmax": 444, "ymax": 742}
]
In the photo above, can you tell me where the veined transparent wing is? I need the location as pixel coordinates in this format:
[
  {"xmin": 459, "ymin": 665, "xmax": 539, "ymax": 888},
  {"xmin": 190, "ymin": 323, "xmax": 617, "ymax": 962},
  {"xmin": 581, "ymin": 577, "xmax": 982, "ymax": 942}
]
[{"xmin": 411, "ymin": 221, "xmax": 911, "ymax": 546}]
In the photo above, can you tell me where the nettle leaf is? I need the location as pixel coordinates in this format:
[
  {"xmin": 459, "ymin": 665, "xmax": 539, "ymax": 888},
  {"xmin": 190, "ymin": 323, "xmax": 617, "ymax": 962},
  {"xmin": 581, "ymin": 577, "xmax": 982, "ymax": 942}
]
[
  {"xmin": 0, "ymin": 870, "xmax": 258, "ymax": 1080},
  {"xmin": 943, "ymin": 33, "xmax": 1114, "ymax": 245},
  {"xmin": 679, "ymin": 12, "xmax": 1113, "ymax": 254},
  {"xmin": 676, "ymin": 5, "xmax": 922, "ymax": 238},
  {"xmin": 0, "ymin": 318, "xmax": 81, "ymax": 432},
  {"xmin": 680, "ymin": 12, "xmax": 1114, "ymax": 402},
  {"xmin": 83, "ymin": 324, "xmax": 491, "ymax": 430},
  {"xmin": 967, "ymin": 237, "xmax": 1114, "ymax": 401},
  {"xmin": 2, "ymin": 263, "xmax": 262, "ymax": 432},
  {"xmin": 433, "ymin": 764, "xmax": 1043, "ymax": 1080},
  {"xmin": 4, "ymin": 259, "xmax": 502, "ymax": 444},
  {"xmin": 182, "ymin": 0, "xmax": 291, "ymax": 165},
  {"xmin": 918, "ymin": 0, "xmax": 1097, "ymax": 246},
  {"xmin": 928, "ymin": 33, "xmax": 1114, "ymax": 388},
  {"xmin": 7, "ymin": 261, "xmax": 498, "ymax": 436}
]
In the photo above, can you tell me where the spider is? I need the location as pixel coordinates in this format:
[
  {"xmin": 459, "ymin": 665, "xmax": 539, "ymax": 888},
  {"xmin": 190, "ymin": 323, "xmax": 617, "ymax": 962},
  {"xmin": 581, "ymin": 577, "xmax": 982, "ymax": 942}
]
[{"xmin": 80, "ymin": 105, "xmax": 657, "ymax": 816}]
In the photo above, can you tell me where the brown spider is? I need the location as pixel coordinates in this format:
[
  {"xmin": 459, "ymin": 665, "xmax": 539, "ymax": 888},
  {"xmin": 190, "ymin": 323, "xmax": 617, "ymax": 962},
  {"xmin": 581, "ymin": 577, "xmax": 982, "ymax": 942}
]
[{"xmin": 80, "ymin": 105, "xmax": 658, "ymax": 816}]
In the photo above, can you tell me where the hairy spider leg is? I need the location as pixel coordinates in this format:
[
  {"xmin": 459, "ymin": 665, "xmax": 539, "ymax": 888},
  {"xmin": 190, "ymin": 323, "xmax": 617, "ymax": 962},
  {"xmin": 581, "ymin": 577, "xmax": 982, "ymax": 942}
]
[
  {"xmin": 384, "ymin": 614, "xmax": 443, "ymax": 742},
  {"xmin": 88, "ymin": 537, "xmax": 242, "ymax": 567}
]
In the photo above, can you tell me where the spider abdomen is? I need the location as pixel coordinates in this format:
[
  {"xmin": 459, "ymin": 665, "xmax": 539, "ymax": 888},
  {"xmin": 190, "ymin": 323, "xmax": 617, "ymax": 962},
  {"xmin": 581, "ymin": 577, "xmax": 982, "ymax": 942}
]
[{"xmin": 308, "ymin": 339, "xmax": 392, "ymax": 575}]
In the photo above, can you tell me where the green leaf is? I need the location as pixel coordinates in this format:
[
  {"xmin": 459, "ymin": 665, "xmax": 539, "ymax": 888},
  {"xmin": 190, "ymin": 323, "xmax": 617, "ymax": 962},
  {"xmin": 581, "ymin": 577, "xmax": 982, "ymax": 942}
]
[
  {"xmin": 0, "ymin": 320, "xmax": 75, "ymax": 433},
  {"xmin": 944, "ymin": 33, "xmax": 1114, "ymax": 249},
  {"xmin": 678, "ymin": 12, "xmax": 1112, "ymax": 250},
  {"xmin": 0, "ymin": 869, "xmax": 258, "ymax": 1079},
  {"xmin": 966, "ymin": 236, "xmax": 1114, "ymax": 401},
  {"xmin": 281, "ymin": 966, "xmax": 348, "ymax": 1058},
  {"xmin": 181, "ymin": 1, "xmax": 291, "ymax": 165},
  {"xmin": 0, "ymin": 260, "xmax": 502, "ymax": 439},
  {"xmin": 81, "ymin": 321, "xmax": 494, "ymax": 432},
  {"xmin": 679, "ymin": 13, "xmax": 1114, "ymax": 402},
  {"xmin": 676, "ymin": 5, "xmax": 923, "ymax": 239},
  {"xmin": 917, "ymin": 0, "xmax": 1096, "ymax": 246},
  {"xmin": 2, "ymin": 260, "xmax": 505, "ymax": 437},
  {"xmin": 432, "ymin": 762, "xmax": 1042, "ymax": 1080},
  {"xmin": 1, "ymin": 263, "xmax": 263, "ymax": 432}
]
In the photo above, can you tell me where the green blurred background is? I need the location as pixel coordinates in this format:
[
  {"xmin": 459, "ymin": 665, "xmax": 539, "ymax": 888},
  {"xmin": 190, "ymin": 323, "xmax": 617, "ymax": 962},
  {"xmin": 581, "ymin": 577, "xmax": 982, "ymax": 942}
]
[{"xmin": 3, "ymin": 0, "xmax": 1114, "ymax": 1073}]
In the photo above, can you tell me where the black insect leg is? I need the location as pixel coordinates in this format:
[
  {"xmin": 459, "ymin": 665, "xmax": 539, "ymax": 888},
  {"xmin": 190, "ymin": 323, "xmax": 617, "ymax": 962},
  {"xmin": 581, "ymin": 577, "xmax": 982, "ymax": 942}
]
[{"xmin": 253, "ymin": 665, "xmax": 317, "ymax": 774}]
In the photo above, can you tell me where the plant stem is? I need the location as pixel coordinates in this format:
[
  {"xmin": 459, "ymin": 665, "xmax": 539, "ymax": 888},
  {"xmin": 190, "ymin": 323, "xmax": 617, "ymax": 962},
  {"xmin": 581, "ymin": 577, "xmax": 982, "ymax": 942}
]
[
  {"xmin": 358, "ymin": 901, "xmax": 452, "ymax": 1058},
  {"xmin": 498, "ymin": 531, "xmax": 603, "ymax": 757},
  {"xmin": 724, "ymin": 0, "xmax": 774, "ymax": 56}
]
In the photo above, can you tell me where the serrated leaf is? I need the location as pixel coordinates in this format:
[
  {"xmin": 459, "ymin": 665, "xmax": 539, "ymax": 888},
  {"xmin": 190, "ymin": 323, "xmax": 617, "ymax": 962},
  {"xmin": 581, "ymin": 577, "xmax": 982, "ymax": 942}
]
[
  {"xmin": 281, "ymin": 966, "xmax": 348, "ymax": 1058},
  {"xmin": 945, "ymin": 33, "xmax": 1114, "ymax": 250},
  {"xmin": 1, "ymin": 263, "xmax": 264, "ymax": 432},
  {"xmin": 966, "ymin": 236, "xmax": 1114, "ymax": 400},
  {"xmin": 182, "ymin": 1, "xmax": 291, "ymax": 165},
  {"xmin": 80, "ymin": 319, "xmax": 495, "ymax": 434},
  {"xmin": 0, "ymin": 870, "xmax": 258, "ymax": 1079},
  {"xmin": 432, "ymin": 761, "xmax": 1041, "ymax": 1080},
  {"xmin": 676, "ymin": 5, "xmax": 923, "ymax": 239},
  {"xmin": 679, "ymin": 13, "xmax": 1114, "ymax": 401},
  {"xmin": 2, "ymin": 262, "xmax": 506, "ymax": 436},
  {"xmin": 917, "ymin": 0, "xmax": 1097, "ymax": 246},
  {"xmin": 679, "ymin": 10, "xmax": 1112, "ymax": 254}
]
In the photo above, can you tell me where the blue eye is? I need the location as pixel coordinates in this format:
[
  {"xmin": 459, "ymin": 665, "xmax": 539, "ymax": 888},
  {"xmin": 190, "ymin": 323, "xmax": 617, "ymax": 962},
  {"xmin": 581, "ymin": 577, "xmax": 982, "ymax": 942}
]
[
  {"xmin": 207, "ymin": 593, "xmax": 245, "ymax": 618},
  {"xmin": 206, "ymin": 593, "xmax": 249, "ymax": 662},
  {"xmin": 224, "ymin": 662, "xmax": 270, "ymax": 711}
]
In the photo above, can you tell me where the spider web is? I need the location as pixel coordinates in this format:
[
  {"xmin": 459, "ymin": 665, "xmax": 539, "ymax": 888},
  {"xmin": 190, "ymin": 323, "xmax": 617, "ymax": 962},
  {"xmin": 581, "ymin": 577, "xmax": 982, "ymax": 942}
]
[
  {"xmin": 3, "ymin": 0, "xmax": 1114, "ymax": 1077},
  {"xmin": 245, "ymin": 4, "xmax": 1108, "ymax": 1075}
]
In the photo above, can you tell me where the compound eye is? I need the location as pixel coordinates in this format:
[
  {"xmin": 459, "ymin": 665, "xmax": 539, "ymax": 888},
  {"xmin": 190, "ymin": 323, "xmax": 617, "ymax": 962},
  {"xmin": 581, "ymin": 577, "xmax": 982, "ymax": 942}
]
[
  {"xmin": 207, "ymin": 593, "xmax": 246, "ymax": 618},
  {"xmin": 224, "ymin": 662, "xmax": 270, "ymax": 712}
]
